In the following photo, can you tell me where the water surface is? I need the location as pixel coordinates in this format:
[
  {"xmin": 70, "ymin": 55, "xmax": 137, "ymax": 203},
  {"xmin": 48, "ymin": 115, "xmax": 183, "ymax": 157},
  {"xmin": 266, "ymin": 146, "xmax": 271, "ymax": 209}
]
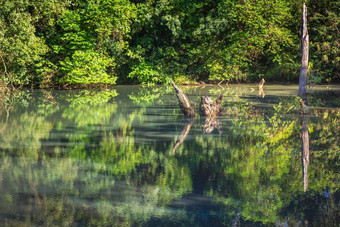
[{"xmin": 0, "ymin": 84, "xmax": 339, "ymax": 226}]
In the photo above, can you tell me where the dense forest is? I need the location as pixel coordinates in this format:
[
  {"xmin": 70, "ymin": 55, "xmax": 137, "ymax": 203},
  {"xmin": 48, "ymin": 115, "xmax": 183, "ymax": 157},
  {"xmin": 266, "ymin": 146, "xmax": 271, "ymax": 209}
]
[{"xmin": 0, "ymin": 0, "xmax": 339, "ymax": 87}]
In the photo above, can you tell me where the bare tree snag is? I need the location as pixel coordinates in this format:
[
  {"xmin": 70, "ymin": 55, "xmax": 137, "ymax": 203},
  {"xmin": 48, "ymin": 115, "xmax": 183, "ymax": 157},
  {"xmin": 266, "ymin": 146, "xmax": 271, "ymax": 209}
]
[
  {"xmin": 298, "ymin": 3, "xmax": 309, "ymax": 104},
  {"xmin": 170, "ymin": 79, "xmax": 196, "ymax": 118}
]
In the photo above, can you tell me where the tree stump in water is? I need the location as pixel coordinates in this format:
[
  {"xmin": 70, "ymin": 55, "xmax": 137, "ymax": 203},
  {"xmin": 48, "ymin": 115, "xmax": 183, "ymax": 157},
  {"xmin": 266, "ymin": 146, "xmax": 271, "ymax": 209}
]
[
  {"xmin": 170, "ymin": 79, "xmax": 195, "ymax": 118},
  {"xmin": 170, "ymin": 79, "xmax": 223, "ymax": 117},
  {"xmin": 199, "ymin": 94, "xmax": 223, "ymax": 117},
  {"xmin": 170, "ymin": 80, "xmax": 223, "ymax": 152}
]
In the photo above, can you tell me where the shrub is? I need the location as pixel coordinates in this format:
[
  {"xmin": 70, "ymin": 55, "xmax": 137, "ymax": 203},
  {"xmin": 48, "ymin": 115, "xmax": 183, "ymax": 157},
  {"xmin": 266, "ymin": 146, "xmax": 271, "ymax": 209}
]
[
  {"xmin": 128, "ymin": 62, "xmax": 167, "ymax": 85},
  {"xmin": 60, "ymin": 50, "xmax": 117, "ymax": 84}
]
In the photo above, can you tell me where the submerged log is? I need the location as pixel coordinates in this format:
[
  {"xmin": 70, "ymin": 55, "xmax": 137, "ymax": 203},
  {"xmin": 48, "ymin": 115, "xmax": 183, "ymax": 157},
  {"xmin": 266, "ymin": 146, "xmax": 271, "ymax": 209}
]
[
  {"xmin": 298, "ymin": 3, "xmax": 309, "ymax": 104},
  {"xmin": 170, "ymin": 79, "xmax": 195, "ymax": 118}
]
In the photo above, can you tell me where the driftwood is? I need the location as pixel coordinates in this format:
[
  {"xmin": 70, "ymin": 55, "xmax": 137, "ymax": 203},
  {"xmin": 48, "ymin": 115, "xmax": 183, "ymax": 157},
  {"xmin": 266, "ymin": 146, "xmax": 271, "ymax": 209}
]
[{"xmin": 298, "ymin": 3, "xmax": 309, "ymax": 104}]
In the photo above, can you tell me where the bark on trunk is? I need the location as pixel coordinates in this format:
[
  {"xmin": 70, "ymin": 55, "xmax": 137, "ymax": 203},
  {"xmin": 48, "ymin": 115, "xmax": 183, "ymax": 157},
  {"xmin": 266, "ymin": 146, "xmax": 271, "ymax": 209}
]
[
  {"xmin": 170, "ymin": 79, "xmax": 195, "ymax": 118},
  {"xmin": 199, "ymin": 94, "xmax": 223, "ymax": 117},
  {"xmin": 170, "ymin": 79, "xmax": 223, "ymax": 117},
  {"xmin": 298, "ymin": 3, "xmax": 309, "ymax": 104}
]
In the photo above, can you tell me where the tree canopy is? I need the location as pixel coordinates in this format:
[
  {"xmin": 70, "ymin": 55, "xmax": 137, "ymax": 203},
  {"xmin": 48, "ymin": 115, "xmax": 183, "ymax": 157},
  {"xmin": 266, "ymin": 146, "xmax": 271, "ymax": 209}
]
[{"xmin": 0, "ymin": 0, "xmax": 339, "ymax": 86}]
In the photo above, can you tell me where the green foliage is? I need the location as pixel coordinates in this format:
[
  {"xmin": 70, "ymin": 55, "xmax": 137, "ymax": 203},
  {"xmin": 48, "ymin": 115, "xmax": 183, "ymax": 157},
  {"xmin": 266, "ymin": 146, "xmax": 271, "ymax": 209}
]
[
  {"xmin": 0, "ymin": 0, "xmax": 339, "ymax": 85},
  {"xmin": 203, "ymin": 0, "xmax": 297, "ymax": 80},
  {"xmin": 307, "ymin": 0, "xmax": 340, "ymax": 82},
  {"xmin": 66, "ymin": 89, "xmax": 118, "ymax": 105},
  {"xmin": 50, "ymin": 0, "xmax": 136, "ymax": 84},
  {"xmin": 128, "ymin": 62, "xmax": 167, "ymax": 85},
  {"xmin": 0, "ymin": 0, "xmax": 48, "ymax": 85},
  {"xmin": 0, "ymin": 0, "xmax": 71, "ymax": 86},
  {"xmin": 60, "ymin": 50, "xmax": 117, "ymax": 84}
]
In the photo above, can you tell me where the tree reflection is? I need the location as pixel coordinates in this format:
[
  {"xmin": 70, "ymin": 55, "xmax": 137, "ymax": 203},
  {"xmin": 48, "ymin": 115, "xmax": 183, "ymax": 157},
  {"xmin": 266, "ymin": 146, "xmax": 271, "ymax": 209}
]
[
  {"xmin": 172, "ymin": 117, "xmax": 222, "ymax": 153},
  {"xmin": 202, "ymin": 117, "xmax": 222, "ymax": 134},
  {"xmin": 0, "ymin": 87, "xmax": 338, "ymax": 226},
  {"xmin": 172, "ymin": 118, "xmax": 194, "ymax": 154},
  {"xmin": 301, "ymin": 116, "xmax": 309, "ymax": 192}
]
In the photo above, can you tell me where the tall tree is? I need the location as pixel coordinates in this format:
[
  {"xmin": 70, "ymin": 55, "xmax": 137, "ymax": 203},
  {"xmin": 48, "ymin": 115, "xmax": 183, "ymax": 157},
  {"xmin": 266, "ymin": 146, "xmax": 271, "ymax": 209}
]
[{"xmin": 298, "ymin": 3, "xmax": 309, "ymax": 103}]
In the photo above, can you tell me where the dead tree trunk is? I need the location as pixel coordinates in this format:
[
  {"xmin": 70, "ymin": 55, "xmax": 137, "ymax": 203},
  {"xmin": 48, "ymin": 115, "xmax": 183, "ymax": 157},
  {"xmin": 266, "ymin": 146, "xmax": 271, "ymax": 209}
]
[
  {"xmin": 170, "ymin": 79, "xmax": 196, "ymax": 118},
  {"xmin": 298, "ymin": 3, "xmax": 309, "ymax": 104},
  {"xmin": 199, "ymin": 94, "xmax": 223, "ymax": 117},
  {"xmin": 170, "ymin": 79, "xmax": 223, "ymax": 117}
]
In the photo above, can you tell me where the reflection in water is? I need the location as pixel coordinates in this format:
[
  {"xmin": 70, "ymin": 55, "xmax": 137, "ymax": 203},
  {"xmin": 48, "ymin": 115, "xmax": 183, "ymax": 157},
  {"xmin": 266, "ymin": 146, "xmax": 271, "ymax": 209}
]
[
  {"xmin": 202, "ymin": 117, "xmax": 222, "ymax": 134},
  {"xmin": 172, "ymin": 119, "xmax": 194, "ymax": 154},
  {"xmin": 0, "ymin": 109, "xmax": 9, "ymax": 135},
  {"xmin": 171, "ymin": 117, "xmax": 222, "ymax": 153},
  {"xmin": 0, "ymin": 94, "xmax": 11, "ymax": 135},
  {"xmin": 231, "ymin": 211, "xmax": 241, "ymax": 227},
  {"xmin": 258, "ymin": 78, "xmax": 265, "ymax": 98},
  {"xmin": 301, "ymin": 116, "xmax": 310, "ymax": 192},
  {"xmin": 0, "ymin": 86, "xmax": 338, "ymax": 226}
]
